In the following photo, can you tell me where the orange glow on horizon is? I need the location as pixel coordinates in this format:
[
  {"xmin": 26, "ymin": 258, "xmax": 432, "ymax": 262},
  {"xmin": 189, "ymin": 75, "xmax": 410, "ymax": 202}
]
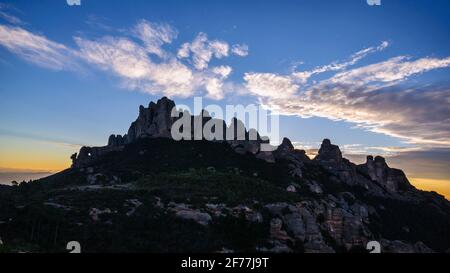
[
  {"xmin": 410, "ymin": 178, "xmax": 450, "ymax": 200},
  {"xmin": 0, "ymin": 135, "xmax": 76, "ymax": 173}
]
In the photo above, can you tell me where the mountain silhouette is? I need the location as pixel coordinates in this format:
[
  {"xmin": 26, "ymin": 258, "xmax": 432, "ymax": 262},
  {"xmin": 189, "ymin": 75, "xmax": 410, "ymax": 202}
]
[{"xmin": 1, "ymin": 97, "xmax": 449, "ymax": 253}]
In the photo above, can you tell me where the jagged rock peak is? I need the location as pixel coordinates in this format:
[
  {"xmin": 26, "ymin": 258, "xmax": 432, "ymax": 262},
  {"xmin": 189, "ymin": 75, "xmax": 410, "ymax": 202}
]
[
  {"xmin": 283, "ymin": 137, "xmax": 294, "ymax": 148},
  {"xmin": 279, "ymin": 137, "xmax": 294, "ymax": 151},
  {"xmin": 374, "ymin": 155, "xmax": 386, "ymax": 164},
  {"xmin": 359, "ymin": 154, "xmax": 412, "ymax": 193},
  {"xmin": 322, "ymin": 138, "xmax": 332, "ymax": 146},
  {"xmin": 127, "ymin": 97, "xmax": 176, "ymax": 142},
  {"xmin": 315, "ymin": 139, "xmax": 343, "ymax": 163},
  {"xmin": 108, "ymin": 134, "xmax": 125, "ymax": 146},
  {"xmin": 273, "ymin": 137, "xmax": 295, "ymax": 160},
  {"xmin": 71, "ymin": 96, "xmax": 276, "ymax": 166}
]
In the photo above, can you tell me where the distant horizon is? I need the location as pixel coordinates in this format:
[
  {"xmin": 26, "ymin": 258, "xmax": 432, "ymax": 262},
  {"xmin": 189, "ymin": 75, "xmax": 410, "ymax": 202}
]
[{"xmin": 0, "ymin": 171, "xmax": 54, "ymax": 185}]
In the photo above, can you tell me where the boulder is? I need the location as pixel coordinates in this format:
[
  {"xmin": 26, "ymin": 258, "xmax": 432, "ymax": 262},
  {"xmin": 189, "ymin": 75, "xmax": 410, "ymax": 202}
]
[
  {"xmin": 286, "ymin": 185, "xmax": 297, "ymax": 193},
  {"xmin": 175, "ymin": 210, "xmax": 212, "ymax": 226}
]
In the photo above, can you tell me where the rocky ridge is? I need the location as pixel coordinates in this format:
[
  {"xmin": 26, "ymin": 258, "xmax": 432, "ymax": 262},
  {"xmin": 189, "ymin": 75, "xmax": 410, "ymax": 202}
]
[
  {"xmin": 1, "ymin": 97, "xmax": 449, "ymax": 253},
  {"xmin": 71, "ymin": 98, "xmax": 416, "ymax": 197}
]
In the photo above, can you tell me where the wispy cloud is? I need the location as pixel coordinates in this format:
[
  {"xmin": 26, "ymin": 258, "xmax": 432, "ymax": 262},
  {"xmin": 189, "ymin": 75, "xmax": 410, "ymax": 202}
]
[
  {"xmin": 0, "ymin": 19, "xmax": 249, "ymax": 100},
  {"xmin": 0, "ymin": 3, "xmax": 24, "ymax": 25},
  {"xmin": 74, "ymin": 20, "xmax": 248, "ymax": 99},
  {"xmin": 1, "ymin": 14, "xmax": 450, "ymax": 150},
  {"xmin": 232, "ymin": 43, "xmax": 249, "ymax": 57},
  {"xmin": 177, "ymin": 32, "xmax": 230, "ymax": 70},
  {"xmin": 244, "ymin": 42, "xmax": 450, "ymax": 148},
  {"xmin": 262, "ymin": 82, "xmax": 450, "ymax": 147},
  {"xmin": 74, "ymin": 36, "xmax": 232, "ymax": 99},
  {"xmin": 244, "ymin": 73, "xmax": 299, "ymax": 99},
  {"xmin": 244, "ymin": 41, "xmax": 390, "ymax": 98},
  {"xmin": 0, "ymin": 128, "xmax": 84, "ymax": 149},
  {"xmin": 328, "ymin": 55, "xmax": 450, "ymax": 85},
  {"xmin": 0, "ymin": 24, "xmax": 78, "ymax": 70},
  {"xmin": 133, "ymin": 19, "xmax": 178, "ymax": 58},
  {"xmin": 292, "ymin": 41, "xmax": 389, "ymax": 83},
  {"xmin": 344, "ymin": 148, "xmax": 450, "ymax": 182},
  {"xmin": 84, "ymin": 14, "xmax": 114, "ymax": 32},
  {"xmin": 0, "ymin": 10, "xmax": 22, "ymax": 25}
]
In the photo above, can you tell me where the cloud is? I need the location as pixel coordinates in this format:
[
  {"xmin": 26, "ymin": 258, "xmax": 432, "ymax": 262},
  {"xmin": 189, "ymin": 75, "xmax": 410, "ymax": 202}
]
[
  {"xmin": 75, "ymin": 34, "xmax": 235, "ymax": 98},
  {"xmin": 0, "ymin": 10, "xmax": 22, "ymax": 25},
  {"xmin": 0, "ymin": 24, "xmax": 78, "ymax": 70},
  {"xmin": 75, "ymin": 36, "xmax": 152, "ymax": 78},
  {"xmin": 0, "ymin": 128, "xmax": 85, "ymax": 149},
  {"xmin": 232, "ymin": 43, "xmax": 249, "ymax": 57},
  {"xmin": 252, "ymin": 54, "xmax": 450, "ymax": 147},
  {"xmin": 133, "ymin": 19, "xmax": 178, "ymax": 58},
  {"xmin": 85, "ymin": 14, "xmax": 114, "ymax": 32},
  {"xmin": 0, "ymin": 3, "xmax": 24, "ymax": 25},
  {"xmin": 177, "ymin": 42, "xmax": 190, "ymax": 58},
  {"xmin": 74, "ymin": 23, "xmax": 240, "ymax": 99},
  {"xmin": 341, "ymin": 147, "xmax": 450, "ymax": 182},
  {"xmin": 387, "ymin": 148, "xmax": 450, "ymax": 180},
  {"xmin": 243, "ymin": 41, "xmax": 390, "ymax": 98},
  {"xmin": 328, "ymin": 56, "xmax": 450, "ymax": 85},
  {"xmin": 75, "ymin": 35, "xmax": 196, "ymax": 97},
  {"xmin": 244, "ymin": 73, "xmax": 299, "ymax": 99},
  {"xmin": 0, "ymin": 19, "xmax": 247, "ymax": 100},
  {"xmin": 177, "ymin": 32, "xmax": 229, "ymax": 70},
  {"xmin": 241, "ymin": 40, "xmax": 450, "ymax": 148},
  {"xmin": 2, "ymin": 17, "xmax": 450, "ymax": 150},
  {"xmin": 212, "ymin": 65, "xmax": 232, "ymax": 78},
  {"xmin": 292, "ymin": 41, "xmax": 389, "ymax": 83}
]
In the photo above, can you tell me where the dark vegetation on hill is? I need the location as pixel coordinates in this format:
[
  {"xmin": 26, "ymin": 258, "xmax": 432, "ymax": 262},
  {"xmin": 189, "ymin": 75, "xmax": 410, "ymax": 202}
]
[{"xmin": 1, "ymin": 98, "xmax": 449, "ymax": 253}]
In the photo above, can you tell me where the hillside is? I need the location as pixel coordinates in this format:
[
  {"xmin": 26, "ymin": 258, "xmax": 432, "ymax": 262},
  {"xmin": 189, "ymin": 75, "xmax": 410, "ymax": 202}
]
[{"xmin": 1, "ymin": 97, "xmax": 449, "ymax": 253}]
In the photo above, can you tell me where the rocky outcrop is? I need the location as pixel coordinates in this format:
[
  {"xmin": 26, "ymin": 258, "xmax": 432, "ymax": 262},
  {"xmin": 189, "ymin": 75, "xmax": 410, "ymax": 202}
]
[
  {"xmin": 272, "ymin": 138, "xmax": 310, "ymax": 179},
  {"xmin": 60, "ymin": 96, "xmax": 450, "ymax": 253},
  {"xmin": 71, "ymin": 97, "xmax": 273, "ymax": 168},
  {"xmin": 170, "ymin": 203, "xmax": 212, "ymax": 226},
  {"xmin": 357, "ymin": 156, "xmax": 413, "ymax": 193},
  {"xmin": 69, "ymin": 98, "xmax": 417, "ymax": 197},
  {"xmin": 265, "ymin": 203, "xmax": 335, "ymax": 253},
  {"xmin": 227, "ymin": 122, "xmax": 266, "ymax": 155},
  {"xmin": 71, "ymin": 145, "xmax": 124, "ymax": 168},
  {"xmin": 315, "ymin": 139, "xmax": 342, "ymax": 165},
  {"xmin": 127, "ymin": 97, "xmax": 176, "ymax": 142},
  {"xmin": 108, "ymin": 134, "xmax": 125, "ymax": 146},
  {"xmin": 311, "ymin": 139, "xmax": 413, "ymax": 195},
  {"xmin": 314, "ymin": 139, "xmax": 359, "ymax": 186}
]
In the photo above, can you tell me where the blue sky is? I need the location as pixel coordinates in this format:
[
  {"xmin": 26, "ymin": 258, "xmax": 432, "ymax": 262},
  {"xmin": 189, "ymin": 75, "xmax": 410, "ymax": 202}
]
[{"xmin": 0, "ymin": 0, "xmax": 450, "ymax": 197}]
